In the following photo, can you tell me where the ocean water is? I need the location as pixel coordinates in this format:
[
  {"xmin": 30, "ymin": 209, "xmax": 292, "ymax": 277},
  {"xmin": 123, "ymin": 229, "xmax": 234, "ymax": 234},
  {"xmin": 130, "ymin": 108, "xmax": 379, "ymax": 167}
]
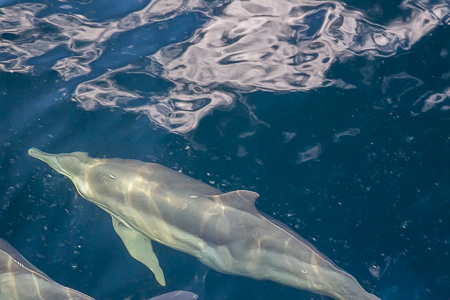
[{"xmin": 0, "ymin": 0, "xmax": 449, "ymax": 299}]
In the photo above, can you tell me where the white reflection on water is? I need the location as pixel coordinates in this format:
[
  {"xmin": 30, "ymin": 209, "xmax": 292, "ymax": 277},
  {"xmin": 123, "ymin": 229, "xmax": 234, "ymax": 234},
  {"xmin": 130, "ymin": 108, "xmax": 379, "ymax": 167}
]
[
  {"xmin": 1, "ymin": 0, "xmax": 449, "ymax": 133},
  {"xmin": 381, "ymin": 71, "xmax": 450, "ymax": 114}
]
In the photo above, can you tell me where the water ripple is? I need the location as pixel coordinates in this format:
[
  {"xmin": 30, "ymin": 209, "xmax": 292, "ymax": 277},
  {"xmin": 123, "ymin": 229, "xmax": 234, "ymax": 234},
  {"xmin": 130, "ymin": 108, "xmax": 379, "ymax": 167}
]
[{"xmin": 1, "ymin": 0, "xmax": 449, "ymax": 133}]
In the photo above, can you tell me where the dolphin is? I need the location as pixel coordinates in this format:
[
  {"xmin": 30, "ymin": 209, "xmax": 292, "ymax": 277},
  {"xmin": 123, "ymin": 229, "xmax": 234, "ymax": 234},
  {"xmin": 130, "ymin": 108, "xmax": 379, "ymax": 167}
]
[
  {"xmin": 149, "ymin": 291, "xmax": 198, "ymax": 300},
  {"xmin": 0, "ymin": 239, "xmax": 197, "ymax": 300},
  {"xmin": 28, "ymin": 148, "xmax": 381, "ymax": 300},
  {"xmin": 0, "ymin": 238, "xmax": 94, "ymax": 300}
]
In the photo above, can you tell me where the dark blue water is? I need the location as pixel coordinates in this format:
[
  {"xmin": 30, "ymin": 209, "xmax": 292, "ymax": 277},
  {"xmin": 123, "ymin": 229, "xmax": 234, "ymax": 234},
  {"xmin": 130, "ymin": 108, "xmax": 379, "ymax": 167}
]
[{"xmin": 1, "ymin": 0, "xmax": 449, "ymax": 299}]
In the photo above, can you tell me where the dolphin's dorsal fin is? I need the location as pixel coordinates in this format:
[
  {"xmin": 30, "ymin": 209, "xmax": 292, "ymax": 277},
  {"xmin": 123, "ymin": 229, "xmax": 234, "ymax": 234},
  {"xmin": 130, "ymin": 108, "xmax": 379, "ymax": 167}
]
[{"xmin": 207, "ymin": 190, "xmax": 260, "ymax": 213}]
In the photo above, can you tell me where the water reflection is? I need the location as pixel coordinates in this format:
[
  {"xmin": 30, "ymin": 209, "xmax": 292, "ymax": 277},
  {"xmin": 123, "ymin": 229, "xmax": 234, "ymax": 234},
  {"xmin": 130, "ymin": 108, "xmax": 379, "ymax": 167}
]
[
  {"xmin": 1, "ymin": 0, "xmax": 449, "ymax": 133},
  {"xmin": 380, "ymin": 71, "xmax": 450, "ymax": 114}
]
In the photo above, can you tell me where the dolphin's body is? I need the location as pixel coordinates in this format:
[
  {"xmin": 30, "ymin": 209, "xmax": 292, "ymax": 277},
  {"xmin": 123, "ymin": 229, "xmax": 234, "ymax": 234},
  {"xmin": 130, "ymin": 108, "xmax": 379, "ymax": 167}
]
[
  {"xmin": 0, "ymin": 238, "xmax": 197, "ymax": 300},
  {"xmin": 0, "ymin": 238, "xmax": 94, "ymax": 300},
  {"xmin": 29, "ymin": 148, "xmax": 380, "ymax": 300},
  {"xmin": 149, "ymin": 291, "xmax": 198, "ymax": 300}
]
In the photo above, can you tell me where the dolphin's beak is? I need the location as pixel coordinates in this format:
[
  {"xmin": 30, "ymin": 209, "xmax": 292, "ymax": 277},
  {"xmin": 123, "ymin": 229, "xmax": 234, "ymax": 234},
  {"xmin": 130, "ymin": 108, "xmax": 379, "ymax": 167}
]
[{"xmin": 28, "ymin": 148, "xmax": 70, "ymax": 177}]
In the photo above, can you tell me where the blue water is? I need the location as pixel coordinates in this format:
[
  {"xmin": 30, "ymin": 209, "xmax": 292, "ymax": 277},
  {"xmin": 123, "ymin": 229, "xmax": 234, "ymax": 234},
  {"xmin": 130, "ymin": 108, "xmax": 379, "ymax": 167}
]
[{"xmin": 1, "ymin": 0, "xmax": 449, "ymax": 299}]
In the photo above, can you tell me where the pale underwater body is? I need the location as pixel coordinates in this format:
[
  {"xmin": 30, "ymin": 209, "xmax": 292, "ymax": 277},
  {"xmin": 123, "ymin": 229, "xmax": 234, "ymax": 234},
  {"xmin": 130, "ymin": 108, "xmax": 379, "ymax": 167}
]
[
  {"xmin": 0, "ymin": 238, "xmax": 94, "ymax": 300},
  {"xmin": 0, "ymin": 239, "xmax": 198, "ymax": 300},
  {"xmin": 0, "ymin": 238, "xmax": 197, "ymax": 299},
  {"xmin": 28, "ymin": 148, "xmax": 381, "ymax": 300}
]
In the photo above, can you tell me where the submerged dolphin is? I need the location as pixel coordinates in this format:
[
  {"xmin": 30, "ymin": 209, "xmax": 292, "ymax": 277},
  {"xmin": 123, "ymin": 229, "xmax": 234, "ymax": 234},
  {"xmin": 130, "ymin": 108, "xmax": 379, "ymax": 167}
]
[
  {"xmin": 0, "ymin": 238, "xmax": 197, "ymax": 300},
  {"xmin": 29, "ymin": 148, "xmax": 381, "ymax": 300},
  {"xmin": 0, "ymin": 238, "xmax": 94, "ymax": 300},
  {"xmin": 149, "ymin": 291, "xmax": 198, "ymax": 300}
]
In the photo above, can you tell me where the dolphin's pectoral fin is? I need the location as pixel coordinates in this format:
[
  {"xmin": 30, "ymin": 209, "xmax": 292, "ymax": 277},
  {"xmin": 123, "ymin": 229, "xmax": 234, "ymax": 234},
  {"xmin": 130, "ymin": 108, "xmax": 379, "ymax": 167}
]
[
  {"xmin": 111, "ymin": 216, "xmax": 166, "ymax": 286},
  {"xmin": 206, "ymin": 190, "xmax": 260, "ymax": 214}
]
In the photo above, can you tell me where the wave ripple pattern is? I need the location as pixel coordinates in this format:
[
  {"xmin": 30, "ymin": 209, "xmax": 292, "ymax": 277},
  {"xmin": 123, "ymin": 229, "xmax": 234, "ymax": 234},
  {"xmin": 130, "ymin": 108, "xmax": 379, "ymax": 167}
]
[{"xmin": 1, "ymin": 0, "xmax": 449, "ymax": 133}]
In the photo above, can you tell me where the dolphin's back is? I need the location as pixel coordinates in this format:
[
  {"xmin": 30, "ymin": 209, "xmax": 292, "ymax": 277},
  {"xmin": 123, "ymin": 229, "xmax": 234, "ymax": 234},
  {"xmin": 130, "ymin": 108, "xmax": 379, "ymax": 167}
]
[
  {"xmin": 89, "ymin": 158, "xmax": 222, "ymax": 198},
  {"xmin": 0, "ymin": 239, "xmax": 94, "ymax": 300}
]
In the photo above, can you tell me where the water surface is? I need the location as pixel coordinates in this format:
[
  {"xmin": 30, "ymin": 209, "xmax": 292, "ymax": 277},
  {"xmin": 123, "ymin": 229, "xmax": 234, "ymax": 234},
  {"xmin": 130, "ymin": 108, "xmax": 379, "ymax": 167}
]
[{"xmin": 1, "ymin": 0, "xmax": 449, "ymax": 299}]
